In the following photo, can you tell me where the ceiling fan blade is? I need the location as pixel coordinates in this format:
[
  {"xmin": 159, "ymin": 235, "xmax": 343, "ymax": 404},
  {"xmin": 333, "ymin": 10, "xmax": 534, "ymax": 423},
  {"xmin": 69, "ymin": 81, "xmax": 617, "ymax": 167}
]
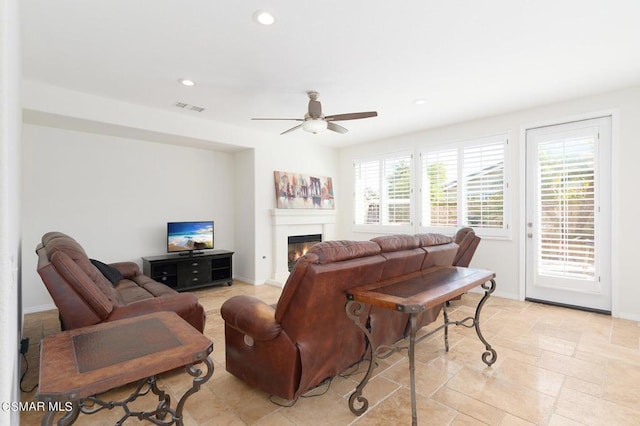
[
  {"xmin": 325, "ymin": 111, "xmax": 378, "ymax": 121},
  {"xmin": 308, "ymin": 99, "xmax": 322, "ymax": 119},
  {"xmin": 252, "ymin": 118, "xmax": 304, "ymax": 121},
  {"xmin": 327, "ymin": 122, "xmax": 348, "ymax": 134},
  {"xmin": 280, "ymin": 124, "xmax": 303, "ymax": 135}
]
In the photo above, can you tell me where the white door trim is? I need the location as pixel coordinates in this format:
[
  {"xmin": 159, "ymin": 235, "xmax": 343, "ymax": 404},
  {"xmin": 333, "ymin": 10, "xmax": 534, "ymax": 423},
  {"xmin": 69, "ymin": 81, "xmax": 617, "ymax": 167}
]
[{"xmin": 518, "ymin": 109, "xmax": 620, "ymax": 316}]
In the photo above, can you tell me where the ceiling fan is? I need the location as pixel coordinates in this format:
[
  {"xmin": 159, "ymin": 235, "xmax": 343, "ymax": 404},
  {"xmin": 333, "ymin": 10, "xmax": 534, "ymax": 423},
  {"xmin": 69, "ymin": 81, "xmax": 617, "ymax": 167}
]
[{"xmin": 252, "ymin": 91, "xmax": 377, "ymax": 135}]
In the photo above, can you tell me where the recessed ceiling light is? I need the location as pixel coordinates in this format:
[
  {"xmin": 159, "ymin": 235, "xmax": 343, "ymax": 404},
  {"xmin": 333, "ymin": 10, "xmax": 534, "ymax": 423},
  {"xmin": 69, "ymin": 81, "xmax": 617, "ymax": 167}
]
[
  {"xmin": 253, "ymin": 10, "xmax": 275, "ymax": 25},
  {"xmin": 414, "ymin": 98, "xmax": 427, "ymax": 105},
  {"xmin": 178, "ymin": 79, "xmax": 195, "ymax": 87}
]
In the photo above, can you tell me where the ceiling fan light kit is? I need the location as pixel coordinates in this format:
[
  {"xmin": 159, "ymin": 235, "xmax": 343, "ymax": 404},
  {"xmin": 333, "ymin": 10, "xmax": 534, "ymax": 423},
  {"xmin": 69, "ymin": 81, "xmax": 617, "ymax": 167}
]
[
  {"xmin": 302, "ymin": 119, "xmax": 327, "ymax": 134},
  {"xmin": 252, "ymin": 91, "xmax": 377, "ymax": 135}
]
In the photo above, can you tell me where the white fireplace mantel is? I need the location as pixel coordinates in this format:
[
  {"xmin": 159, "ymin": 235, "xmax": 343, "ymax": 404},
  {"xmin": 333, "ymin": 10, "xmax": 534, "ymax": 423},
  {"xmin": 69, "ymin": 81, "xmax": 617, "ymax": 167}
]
[{"xmin": 267, "ymin": 209, "xmax": 337, "ymax": 286}]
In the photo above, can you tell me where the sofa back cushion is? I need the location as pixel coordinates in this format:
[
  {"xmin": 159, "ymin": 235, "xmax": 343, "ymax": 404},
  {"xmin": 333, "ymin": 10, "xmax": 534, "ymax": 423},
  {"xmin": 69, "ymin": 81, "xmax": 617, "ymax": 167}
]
[
  {"xmin": 42, "ymin": 231, "xmax": 88, "ymax": 260},
  {"xmin": 50, "ymin": 251, "xmax": 114, "ymax": 319},
  {"xmin": 305, "ymin": 240, "xmax": 381, "ymax": 264},
  {"xmin": 416, "ymin": 233, "xmax": 453, "ymax": 247},
  {"xmin": 41, "ymin": 232, "xmax": 123, "ymax": 306},
  {"xmin": 371, "ymin": 235, "xmax": 424, "ymax": 279}
]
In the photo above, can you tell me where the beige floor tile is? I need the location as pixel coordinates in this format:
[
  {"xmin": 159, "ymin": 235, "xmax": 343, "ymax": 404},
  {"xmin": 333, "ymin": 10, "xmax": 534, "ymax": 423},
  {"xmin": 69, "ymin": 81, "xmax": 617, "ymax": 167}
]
[
  {"xmin": 446, "ymin": 367, "xmax": 555, "ymax": 424},
  {"xmin": 491, "ymin": 357, "xmax": 564, "ymax": 397},
  {"xmin": 344, "ymin": 375, "xmax": 401, "ymax": 409},
  {"xmin": 603, "ymin": 358, "xmax": 640, "ymax": 411},
  {"xmin": 19, "ymin": 285, "xmax": 640, "ymax": 426},
  {"xmin": 452, "ymin": 412, "xmax": 493, "ymax": 425},
  {"xmin": 354, "ymin": 387, "xmax": 456, "ymax": 426},
  {"xmin": 536, "ymin": 351, "xmax": 605, "ymax": 384},
  {"xmin": 432, "ymin": 386, "xmax": 505, "ymax": 425},
  {"xmin": 252, "ymin": 410, "xmax": 296, "ymax": 426},
  {"xmin": 562, "ymin": 376, "xmax": 603, "ymax": 398},
  {"xmin": 279, "ymin": 391, "xmax": 358, "ymax": 426},
  {"xmin": 555, "ymin": 387, "xmax": 640, "ymax": 426},
  {"xmin": 381, "ymin": 357, "xmax": 451, "ymax": 397},
  {"xmin": 499, "ymin": 414, "xmax": 537, "ymax": 425},
  {"xmin": 547, "ymin": 413, "xmax": 587, "ymax": 426}
]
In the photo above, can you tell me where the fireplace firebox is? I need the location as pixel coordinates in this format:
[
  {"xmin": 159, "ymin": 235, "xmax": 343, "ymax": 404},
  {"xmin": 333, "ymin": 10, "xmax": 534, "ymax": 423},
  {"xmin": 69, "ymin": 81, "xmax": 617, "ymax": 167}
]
[{"xmin": 288, "ymin": 234, "xmax": 322, "ymax": 271}]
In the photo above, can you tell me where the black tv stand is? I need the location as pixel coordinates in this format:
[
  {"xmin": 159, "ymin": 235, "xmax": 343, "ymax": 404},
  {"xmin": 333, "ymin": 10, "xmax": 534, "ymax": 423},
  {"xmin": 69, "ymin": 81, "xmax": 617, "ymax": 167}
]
[
  {"xmin": 178, "ymin": 251, "xmax": 204, "ymax": 257},
  {"xmin": 142, "ymin": 250, "xmax": 234, "ymax": 291}
]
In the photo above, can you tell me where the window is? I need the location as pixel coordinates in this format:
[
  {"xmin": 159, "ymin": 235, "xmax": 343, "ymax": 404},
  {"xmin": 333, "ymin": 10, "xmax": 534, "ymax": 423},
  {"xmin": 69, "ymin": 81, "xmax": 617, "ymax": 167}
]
[
  {"xmin": 421, "ymin": 134, "xmax": 508, "ymax": 237},
  {"xmin": 354, "ymin": 152, "xmax": 413, "ymax": 228}
]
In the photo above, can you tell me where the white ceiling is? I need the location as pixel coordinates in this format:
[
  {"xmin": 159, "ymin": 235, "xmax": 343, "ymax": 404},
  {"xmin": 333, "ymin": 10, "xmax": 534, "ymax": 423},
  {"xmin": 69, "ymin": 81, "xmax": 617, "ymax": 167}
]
[{"xmin": 20, "ymin": 0, "xmax": 640, "ymax": 147}]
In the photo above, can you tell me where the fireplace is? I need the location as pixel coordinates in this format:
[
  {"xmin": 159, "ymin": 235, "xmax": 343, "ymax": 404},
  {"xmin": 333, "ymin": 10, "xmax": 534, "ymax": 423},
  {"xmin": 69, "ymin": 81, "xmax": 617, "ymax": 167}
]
[
  {"xmin": 268, "ymin": 209, "xmax": 336, "ymax": 286},
  {"xmin": 288, "ymin": 234, "xmax": 322, "ymax": 271}
]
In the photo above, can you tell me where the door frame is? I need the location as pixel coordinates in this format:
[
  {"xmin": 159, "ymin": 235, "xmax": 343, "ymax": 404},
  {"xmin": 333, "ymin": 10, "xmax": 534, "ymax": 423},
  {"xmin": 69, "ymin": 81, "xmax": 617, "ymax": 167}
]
[{"xmin": 518, "ymin": 109, "xmax": 619, "ymax": 315}]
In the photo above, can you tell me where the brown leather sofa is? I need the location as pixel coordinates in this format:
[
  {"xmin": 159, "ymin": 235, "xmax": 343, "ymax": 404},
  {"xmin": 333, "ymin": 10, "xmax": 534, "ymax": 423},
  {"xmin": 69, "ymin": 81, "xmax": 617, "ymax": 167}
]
[
  {"xmin": 221, "ymin": 230, "xmax": 480, "ymax": 401},
  {"xmin": 36, "ymin": 232, "xmax": 206, "ymax": 332}
]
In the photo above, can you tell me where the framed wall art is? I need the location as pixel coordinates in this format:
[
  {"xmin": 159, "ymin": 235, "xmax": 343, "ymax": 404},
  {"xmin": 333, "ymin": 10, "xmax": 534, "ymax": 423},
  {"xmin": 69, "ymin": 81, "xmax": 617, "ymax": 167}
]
[{"xmin": 274, "ymin": 171, "xmax": 335, "ymax": 209}]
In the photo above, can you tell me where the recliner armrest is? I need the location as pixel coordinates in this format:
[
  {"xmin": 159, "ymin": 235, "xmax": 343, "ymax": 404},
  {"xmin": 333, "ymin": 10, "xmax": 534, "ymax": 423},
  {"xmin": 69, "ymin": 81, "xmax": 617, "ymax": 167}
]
[
  {"xmin": 221, "ymin": 295, "xmax": 282, "ymax": 341},
  {"xmin": 107, "ymin": 292, "xmax": 202, "ymax": 323},
  {"xmin": 109, "ymin": 262, "xmax": 142, "ymax": 279}
]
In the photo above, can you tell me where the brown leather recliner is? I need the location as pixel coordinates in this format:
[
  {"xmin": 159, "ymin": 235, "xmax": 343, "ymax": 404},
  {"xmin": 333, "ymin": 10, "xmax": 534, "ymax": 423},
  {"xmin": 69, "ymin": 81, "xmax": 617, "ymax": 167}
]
[
  {"xmin": 453, "ymin": 227, "xmax": 481, "ymax": 267},
  {"xmin": 36, "ymin": 232, "xmax": 206, "ymax": 332},
  {"xmin": 221, "ymin": 232, "xmax": 469, "ymax": 401}
]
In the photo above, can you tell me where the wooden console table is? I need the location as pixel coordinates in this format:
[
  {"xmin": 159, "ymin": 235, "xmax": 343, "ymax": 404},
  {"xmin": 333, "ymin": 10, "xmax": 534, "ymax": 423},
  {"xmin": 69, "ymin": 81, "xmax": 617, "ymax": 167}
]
[
  {"xmin": 345, "ymin": 266, "xmax": 497, "ymax": 425},
  {"xmin": 36, "ymin": 311, "xmax": 213, "ymax": 426}
]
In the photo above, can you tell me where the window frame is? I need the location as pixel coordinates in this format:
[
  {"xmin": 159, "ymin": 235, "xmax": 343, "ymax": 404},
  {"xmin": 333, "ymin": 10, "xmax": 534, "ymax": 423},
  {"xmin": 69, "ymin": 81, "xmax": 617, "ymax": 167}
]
[
  {"xmin": 418, "ymin": 133, "xmax": 511, "ymax": 239},
  {"xmin": 353, "ymin": 150, "xmax": 415, "ymax": 234}
]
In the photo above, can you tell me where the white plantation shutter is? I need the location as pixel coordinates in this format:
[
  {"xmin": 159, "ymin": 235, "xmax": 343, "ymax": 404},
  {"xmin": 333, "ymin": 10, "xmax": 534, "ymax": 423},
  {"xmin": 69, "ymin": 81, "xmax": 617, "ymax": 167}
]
[
  {"xmin": 354, "ymin": 160, "xmax": 380, "ymax": 225},
  {"xmin": 422, "ymin": 149, "xmax": 458, "ymax": 226},
  {"xmin": 354, "ymin": 153, "xmax": 412, "ymax": 227},
  {"xmin": 420, "ymin": 134, "xmax": 508, "ymax": 236},
  {"xmin": 383, "ymin": 155, "xmax": 412, "ymax": 224},
  {"xmin": 537, "ymin": 137, "xmax": 595, "ymax": 279},
  {"xmin": 463, "ymin": 142, "xmax": 504, "ymax": 228}
]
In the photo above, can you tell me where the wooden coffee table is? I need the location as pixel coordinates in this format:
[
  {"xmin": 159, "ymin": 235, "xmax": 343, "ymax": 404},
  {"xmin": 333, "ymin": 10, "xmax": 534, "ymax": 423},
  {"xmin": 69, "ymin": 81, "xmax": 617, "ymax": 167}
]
[
  {"xmin": 345, "ymin": 266, "xmax": 497, "ymax": 425},
  {"xmin": 36, "ymin": 311, "xmax": 213, "ymax": 426}
]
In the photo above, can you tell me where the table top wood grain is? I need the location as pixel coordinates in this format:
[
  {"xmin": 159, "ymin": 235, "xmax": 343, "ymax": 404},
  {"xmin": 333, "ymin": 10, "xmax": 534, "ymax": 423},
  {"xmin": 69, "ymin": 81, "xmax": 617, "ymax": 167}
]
[
  {"xmin": 347, "ymin": 266, "xmax": 496, "ymax": 313},
  {"xmin": 37, "ymin": 311, "xmax": 213, "ymax": 402}
]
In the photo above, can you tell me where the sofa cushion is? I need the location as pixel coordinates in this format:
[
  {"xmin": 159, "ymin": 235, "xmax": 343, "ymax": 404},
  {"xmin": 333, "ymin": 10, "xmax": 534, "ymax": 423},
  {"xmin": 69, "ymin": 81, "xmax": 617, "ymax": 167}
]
[
  {"xmin": 90, "ymin": 259, "xmax": 124, "ymax": 285},
  {"xmin": 371, "ymin": 234, "xmax": 420, "ymax": 252},
  {"xmin": 416, "ymin": 233, "xmax": 453, "ymax": 247},
  {"xmin": 305, "ymin": 240, "xmax": 381, "ymax": 264}
]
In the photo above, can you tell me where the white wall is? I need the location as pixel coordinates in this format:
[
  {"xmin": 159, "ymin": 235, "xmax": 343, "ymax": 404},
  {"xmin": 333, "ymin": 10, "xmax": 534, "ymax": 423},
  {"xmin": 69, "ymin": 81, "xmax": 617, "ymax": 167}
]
[
  {"xmin": 253, "ymin": 139, "xmax": 339, "ymax": 284},
  {"xmin": 337, "ymin": 85, "xmax": 640, "ymax": 320},
  {"xmin": 233, "ymin": 148, "xmax": 256, "ymax": 283},
  {"xmin": 0, "ymin": 0, "xmax": 21, "ymax": 421},
  {"xmin": 21, "ymin": 124, "xmax": 236, "ymax": 311}
]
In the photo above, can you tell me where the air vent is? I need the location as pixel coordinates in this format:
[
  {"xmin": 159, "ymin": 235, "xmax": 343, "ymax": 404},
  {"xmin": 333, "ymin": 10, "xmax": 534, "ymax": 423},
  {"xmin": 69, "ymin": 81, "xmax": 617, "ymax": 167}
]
[{"xmin": 174, "ymin": 102, "xmax": 205, "ymax": 112}]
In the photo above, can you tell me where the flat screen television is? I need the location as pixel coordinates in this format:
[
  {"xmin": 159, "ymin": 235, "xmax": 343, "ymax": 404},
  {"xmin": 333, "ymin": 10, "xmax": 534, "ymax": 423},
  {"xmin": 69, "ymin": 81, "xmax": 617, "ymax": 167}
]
[{"xmin": 167, "ymin": 221, "xmax": 214, "ymax": 255}]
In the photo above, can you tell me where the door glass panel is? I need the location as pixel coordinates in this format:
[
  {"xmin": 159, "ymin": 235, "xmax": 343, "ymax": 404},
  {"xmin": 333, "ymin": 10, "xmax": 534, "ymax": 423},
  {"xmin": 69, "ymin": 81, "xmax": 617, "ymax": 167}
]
[{"xmin": 537, "ymin": 136, "xmax": 595, "ymax": 280}]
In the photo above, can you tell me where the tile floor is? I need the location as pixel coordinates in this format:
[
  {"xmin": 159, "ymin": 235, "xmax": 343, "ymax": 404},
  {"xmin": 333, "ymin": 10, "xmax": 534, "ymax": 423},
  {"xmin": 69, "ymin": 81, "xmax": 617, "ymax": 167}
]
[{"xmin": 19, "ymin": 281, "xmax": 640, "ymax": 425}]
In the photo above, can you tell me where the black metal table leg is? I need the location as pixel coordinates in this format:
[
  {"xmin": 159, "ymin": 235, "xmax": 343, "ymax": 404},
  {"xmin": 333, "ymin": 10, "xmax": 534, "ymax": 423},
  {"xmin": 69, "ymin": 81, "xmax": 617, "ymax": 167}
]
[
  {"xmin": 345, "ymin": 300, "xmax": 375, "ymax": 416},
  {"xmin": 408, "ymin": 314, "xmax": 418, "ymax": 426},
  {"xmin": 475, "ymin": 279, "xmax": 497, "ymax": 366}
]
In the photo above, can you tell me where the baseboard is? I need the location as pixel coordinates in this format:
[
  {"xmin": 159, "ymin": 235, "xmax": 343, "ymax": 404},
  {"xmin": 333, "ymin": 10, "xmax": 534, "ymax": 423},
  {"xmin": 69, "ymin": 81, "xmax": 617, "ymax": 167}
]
[
  {"xmin": 467, "ymin": 287, "xmax": 519, "ymax": 301},
  {"xmin": 616, "ymin": 311, "xmax": 640, "ymax": 321},
  {"xmin": 232, "ymin": 275, "xmax": 261, "ymax": 285},
  {"xmin": 23, "ymin": 303, "xmax": 57, "ymax": 314}
]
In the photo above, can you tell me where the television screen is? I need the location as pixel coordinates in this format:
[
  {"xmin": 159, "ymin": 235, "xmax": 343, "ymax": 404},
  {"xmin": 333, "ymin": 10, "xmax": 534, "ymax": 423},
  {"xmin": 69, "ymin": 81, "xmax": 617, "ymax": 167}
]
[{"xmin": 167, "ymin": 221, "xmax": 214, "ymax": 253}]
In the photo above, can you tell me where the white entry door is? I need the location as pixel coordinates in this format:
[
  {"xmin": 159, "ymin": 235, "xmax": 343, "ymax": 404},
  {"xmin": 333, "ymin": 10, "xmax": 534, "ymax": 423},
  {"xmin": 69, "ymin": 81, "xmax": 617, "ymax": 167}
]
[{"xmin": 525, "ymin": 117, "xmax": 612, "ymax": 312}]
